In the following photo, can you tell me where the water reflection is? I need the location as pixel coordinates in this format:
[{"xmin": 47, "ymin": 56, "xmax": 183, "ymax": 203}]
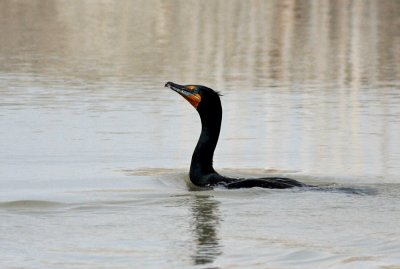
[
  {"xmin": 1, "ymin": 0, "xmax": 398, "ymax": 85},
  {"xmin": 0, "ymin": 2, "xmax": 399, "ymax": 179},
  {"xmin": 190, "ymin": 194, "xmax": 221, "ymax": 266}
]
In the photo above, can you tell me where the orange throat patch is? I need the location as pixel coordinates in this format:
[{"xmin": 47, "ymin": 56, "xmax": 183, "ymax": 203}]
[{"xmin": 183, "ymin": 93, "xmax": 201, "ymax": 109}]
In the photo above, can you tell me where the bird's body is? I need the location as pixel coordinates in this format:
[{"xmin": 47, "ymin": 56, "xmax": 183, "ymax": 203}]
[{"xmin": 165, "ymin": 82, "xmax": 306, "ymax": 189}]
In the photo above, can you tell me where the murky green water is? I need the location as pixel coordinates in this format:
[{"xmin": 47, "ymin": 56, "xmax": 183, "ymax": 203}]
[{"xmin": 1, "ymin": 1, "xmax": 400, "ymax": 268}]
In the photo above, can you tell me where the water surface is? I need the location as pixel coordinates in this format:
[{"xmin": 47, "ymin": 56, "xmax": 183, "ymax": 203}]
[{"xmin": 1, "ymin": 1, "xmax": 400, "ymax": 268}]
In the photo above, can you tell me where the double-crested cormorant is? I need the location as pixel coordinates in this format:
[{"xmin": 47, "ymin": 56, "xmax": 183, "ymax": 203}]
[{"xmin": 165, "ymin": 81, "xmax": 306, "ymax": 189}]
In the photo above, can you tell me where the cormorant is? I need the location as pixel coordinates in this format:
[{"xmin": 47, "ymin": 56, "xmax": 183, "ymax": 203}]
[{"xmin": 165, "ymin": 81, "xmax": 306, "ymax": 189}]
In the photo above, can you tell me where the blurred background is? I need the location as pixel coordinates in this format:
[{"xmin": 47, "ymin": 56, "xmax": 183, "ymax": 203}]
[{"xmin": 1, "ymin": 0, "xmax": 399, "ymax": 184}]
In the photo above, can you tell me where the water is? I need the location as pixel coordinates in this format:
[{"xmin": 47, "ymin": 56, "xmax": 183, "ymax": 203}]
[{"xmin": 1, "ymin": 1, "xmax": 400, "ymax": 268}]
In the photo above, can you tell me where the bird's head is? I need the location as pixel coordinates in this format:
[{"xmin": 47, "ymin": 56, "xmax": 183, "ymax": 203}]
[{"xmin": 165, "ymin": 82, "xmax": 221, "ymax": 113}]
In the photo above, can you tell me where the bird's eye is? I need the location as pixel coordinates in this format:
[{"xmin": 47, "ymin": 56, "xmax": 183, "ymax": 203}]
[{"xmin": 187, "ymin": 85, "xmax": 199, "ymax": 93}]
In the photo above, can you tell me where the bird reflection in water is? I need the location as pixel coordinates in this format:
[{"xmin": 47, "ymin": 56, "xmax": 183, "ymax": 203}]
[{"xmin": 190, "ymin": 194, "xmax": 222, "ymax": 266}]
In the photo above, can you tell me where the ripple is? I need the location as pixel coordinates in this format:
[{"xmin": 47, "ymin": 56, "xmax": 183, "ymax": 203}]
[{"xmin": 0, "ymin": 200, "xmax": 65, "ymax": 209}]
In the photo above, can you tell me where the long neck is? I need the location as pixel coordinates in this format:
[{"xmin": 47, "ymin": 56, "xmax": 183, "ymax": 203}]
[{"xmin": 189, "ymin": 103, "xmax": 222, "ymax": 185}]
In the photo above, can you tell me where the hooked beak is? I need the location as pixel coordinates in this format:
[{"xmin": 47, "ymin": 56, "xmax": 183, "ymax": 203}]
[{"xmin": 165, "ymin": 81, "xmax": 201, "ymax": 109}]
